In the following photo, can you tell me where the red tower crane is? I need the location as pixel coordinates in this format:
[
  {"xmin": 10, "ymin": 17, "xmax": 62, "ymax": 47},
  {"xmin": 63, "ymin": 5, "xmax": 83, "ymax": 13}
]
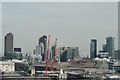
[
  {"xmin": 51, "ymin": 38, "xmax": 57, "ymax": 72},
  {"xmin": 45, "ymin": 35, "xmax": 50, "ymax": 77}
]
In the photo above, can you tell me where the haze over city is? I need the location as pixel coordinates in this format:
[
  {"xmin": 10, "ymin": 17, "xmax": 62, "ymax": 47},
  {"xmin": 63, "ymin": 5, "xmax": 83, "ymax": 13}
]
[
  {"xmin": 0, "ymin": 1, "xmax": 120, "ymax": 79},
  {"xmin": 1, "ymin": 2, "xmax": 118, "ymax": 56}
]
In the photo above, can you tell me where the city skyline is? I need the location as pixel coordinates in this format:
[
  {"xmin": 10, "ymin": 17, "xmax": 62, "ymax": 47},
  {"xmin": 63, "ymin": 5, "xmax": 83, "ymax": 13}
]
[
  {"xmin": 2, "ymin": 32, "xmax": 117, "ymax": 57},
  {"xmin": 1, "ymin": 2, "xmax": 118, "ymax": 56}
]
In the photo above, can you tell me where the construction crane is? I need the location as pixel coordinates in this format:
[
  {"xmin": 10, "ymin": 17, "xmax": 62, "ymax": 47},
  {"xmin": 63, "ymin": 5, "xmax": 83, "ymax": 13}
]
[
  {"xmin": 51, "ymin": 38, "xmax": 57, "ymax": 72},
  {"xmin": 45, "ymin": 35, "xmax": 50, "ymax": 77}
]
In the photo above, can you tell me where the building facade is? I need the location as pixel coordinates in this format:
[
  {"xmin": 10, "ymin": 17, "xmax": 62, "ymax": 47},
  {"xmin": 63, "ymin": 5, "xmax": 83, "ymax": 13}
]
[
  {"xmin": 114, "ymin": 50, "xmax": 120, "ymax": 60},
  {"xmin": 4, "ymin": 33, "xmax": 13, "ymax": 56},
  {"xmin": 14, "ymin": 48, "xmax": 21, "ymax": 52},
  {"xmin": 106, "ymin": 36, "xmax": 115, "ymax": 58},
  {"xmin": 39, "ymin": 35, "xmax": 47, "ymax": 61},
  {"xmin": 0, "ymin": 60, "xmax": 29, "ymax": 72},
  {"xmin": 39, "ymin": 35, "xmax": 47, "ymax": 52},
  {"xmin": 102, "ymin": 44, "xmax": 107, "ymax": 52},
  {"xmin": 97, "ymin": 52, "xmax": 109, "ymax": 58},
  {"xmin": 90, "ymin": 39, "xmax": 97, "ymax": 60},
  {"xmin": 0, "ymin": 61, "xmax": 15, "ymax": 72},
  {"xmin": 60, "ymin": 47, "xmax": 79, "ymax": 62}
]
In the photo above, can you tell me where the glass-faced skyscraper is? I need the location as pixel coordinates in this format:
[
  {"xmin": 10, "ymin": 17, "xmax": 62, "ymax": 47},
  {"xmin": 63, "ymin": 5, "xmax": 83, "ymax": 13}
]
[
  {"xmin": 4, "ymin": 33, "xmax": 13, "ymax": 56},
  {"xmin": 39, "ymin": 35, "xmax": 47, "ymax": 52},
  {"xmin": 39, "ymin": 35, "xmax": 47, "ymax": 61},
  {"xmin": 90, "ymin": 39, "xmax": 97, "ymax": 60},
  {"xmin": 106, "ymin": 36, "xmax": 115, "ymax": 58}
]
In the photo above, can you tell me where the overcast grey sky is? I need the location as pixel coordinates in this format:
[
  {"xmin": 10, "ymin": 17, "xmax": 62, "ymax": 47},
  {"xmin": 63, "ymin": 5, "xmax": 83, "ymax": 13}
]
[
  {"xmin": 2, "ymin": 2, "xmax": 118, "ymax": 56},
  {"xmin": 0, "ymin": 2, "xmax": 2, "ymax": 55}
]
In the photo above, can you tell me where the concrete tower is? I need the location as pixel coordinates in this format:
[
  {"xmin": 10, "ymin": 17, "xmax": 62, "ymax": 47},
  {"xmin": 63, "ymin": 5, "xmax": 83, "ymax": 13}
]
[{"xmin": 4, "ymin": 33, "xmax": 13, "ymax": 56}]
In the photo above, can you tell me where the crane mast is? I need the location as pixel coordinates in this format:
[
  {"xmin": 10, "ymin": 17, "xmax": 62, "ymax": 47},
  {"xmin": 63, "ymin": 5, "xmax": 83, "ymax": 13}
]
[
  {"xmin": 51, "ymin": 39, "xmax": 57, "ymax": 72},
  {"xmin": 45, "ymin": 35, "xmax": 50, "ymax": 77}
]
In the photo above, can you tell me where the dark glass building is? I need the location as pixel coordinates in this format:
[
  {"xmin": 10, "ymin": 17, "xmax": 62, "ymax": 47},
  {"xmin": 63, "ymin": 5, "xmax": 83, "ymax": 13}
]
[
  {"xmin": 39, "ymin": 35, "xmax": 47, "ymax": 52},
  {"xmin": 39, "ymin": 35, "xmax": 47, "ymax": 61},
  {"xmin": 14, "ymin": 48, "xmax": 21, "ymax": 52},
  {"xmin": 90, "ymin": 39, "xmax": 97, "ymax": 60}
]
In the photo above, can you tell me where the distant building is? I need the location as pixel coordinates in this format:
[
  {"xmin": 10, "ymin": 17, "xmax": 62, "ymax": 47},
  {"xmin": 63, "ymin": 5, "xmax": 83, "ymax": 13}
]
[
  {"xmin": 50, "ymin": 46, "xmax": 60, "ymax": 61},
  {"xmin": 106, "ymin": 36, "xmax": 115, "ymax": 58},
  {"xmin": 33, "ymin": 45, "xmax": 42, "ymax": 64},
  {"xmin": 112, "ymin": 61, "xmax": 120, "ymax": 71},
  {"xmin": 4, "ymin": 33, "xmax": 23, "ymax": 60},
  {"xmin": 39, "ymin": 35, "xmax": 47, "ymax": 52},
  {"xmin": 39, "ymin": 35, "xmax": 47, "ymax": 61},
  {"xmin": 25, "ymin": 52, "xmax": 32, "ymax": 63},
  {"xmin": 90, "ymin": 39, "xmax": 97, "ymax": 60},
  {"xmin": 114, "ymin": 49, "xmax": 120, "ymax": 60},
  {"xmin": 4, "ymin": 52, "xmax": 23, "ymax": 60},
  {"xmin": 108, "ymin": 60, "xmax": 120, "ymax": 71},
  {"xmin": 97, "ymin": 52, "xmax": 109, "ymax": 59},
  {"xmin": 34, "ymin": 45, "xmax": 41, "ymax": 55},
  {"xmin": 4, "ymin": 33, "xmax": 13, "ymax": 56},
  {"xmin": 108, "ymin": 59, "xmax": 116, "ymax": 70},
  {"xmin": 60, "ymin": 48, "xmax": 67, "ymax": 62},
  {"xmin": 0, "ymin": 61, "xmax": 15, "ymax": 72},
  {"xmin": 60, "ymin": 47, "xmax": 79, "ymax": 62},
  {"xmin": 55, "ymin": 47, "xmax": 61, "ymax": 62},
  {"xmin": 50, "ymin": 46, "xmax": 54, "ymax": 60},
  {"xmin": 14, "ymin": 48, "xmax": 21, "ymax": 52},
  {"xmin": 0, "ymin": 60, "xmax": 29, "ymax": 72},
  {"xmin": 102, "ymin": 44, "xmax": 107, "ymax": 52},
  {"xmin": 39, "ymin": 43, "xmax": 44, "ymax": 55},
  {"xmin": 95, "ymin": 60, "xmax": 109, "ymax": 69},
  {"xmin": 67, "ymin": 47, "xmax": 79, "ymax": 62}
]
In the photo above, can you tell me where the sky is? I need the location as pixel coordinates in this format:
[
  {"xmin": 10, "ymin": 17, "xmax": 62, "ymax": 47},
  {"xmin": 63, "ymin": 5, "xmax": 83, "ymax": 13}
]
[
  {"xmin": 0, "ymin": 2, "xmax": 2, "ymax": 56},
  {"xmin": 1, "ymin": 2, "xmax": 118, "ymax": 56}
]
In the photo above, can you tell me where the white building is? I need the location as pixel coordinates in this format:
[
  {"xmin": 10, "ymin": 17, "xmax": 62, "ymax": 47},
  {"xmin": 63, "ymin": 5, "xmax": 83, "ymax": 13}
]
[
  {"xmin": 97, "ymin": 52, "xmax": 109, "ymax": 58},
  {"xmin": 0, "ymin": 60, "xmax": 29, "ymax": 72},
  {"xmin": 0, "ymin": 61, "xmax": 15, "ymax": 72}
]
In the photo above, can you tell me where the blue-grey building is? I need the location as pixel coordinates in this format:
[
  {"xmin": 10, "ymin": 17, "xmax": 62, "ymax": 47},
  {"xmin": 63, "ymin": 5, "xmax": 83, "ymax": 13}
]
[
  {"xmin": 106, "ymin": 36, "xmax": 115, "ymax": 58},
  {"xmin": 90, "ymin": 39, "xmax": 97, "ymax": 60},
  {"xmin": 114, "ymin": 49, "xmax": 120, "ymax": 60},
  {"xmin": 60, "ymin": 47, "xmax": 79, "ymax": 62},
  {"xmin": 102, "ymin": 44, "xmax": 107, "ymax": 52}
]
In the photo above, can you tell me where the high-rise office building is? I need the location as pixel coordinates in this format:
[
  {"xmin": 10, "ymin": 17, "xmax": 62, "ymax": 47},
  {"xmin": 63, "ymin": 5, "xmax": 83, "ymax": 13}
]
[
  {"xmin": 106, "ymin": 36, "xmax": 115, "ymax": 58},
  {"xmin": 102, "ymin": 44, "xmax": 107, "ymax": 52},
  {"xmin": 39, "ymin": 35, "xmax": 47, "ymax": 52},
  {"xmin": 90, "ymin": 39, "xmax": 97, "ymax": 60},
  {"xmin": 4, "ymin": 33, "xmax": 13, "ymax": 56},
  {"xmin": 39, "ymin": 35, "xmax": 47, "ymax": 61}
]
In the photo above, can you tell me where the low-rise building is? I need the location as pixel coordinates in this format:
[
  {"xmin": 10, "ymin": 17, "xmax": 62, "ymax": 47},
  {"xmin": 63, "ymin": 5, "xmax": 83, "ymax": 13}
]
[
  {"xmin": 112, "ymin": 61, "xmax": 120, "ymax": 71},
  {"xmin": 60, "ymin": 47, "xmax": 79, "ymax": 62},
  {"xmin": 0, "ymin": 60, "xmax": 29, "ymax": 72},
  {"xmin": 114, "ymin": 50, "xmax": 120, "ymax": 60},
  {"xmin": 4, "ymin": 52, "xmax": 23, "ymax": 60},
  {"xmin": 0, "ymin": 61, "xmax": 15, "ymax": 72},
  {"xmin": 97, "ymin": 52, "xmax": 109, "ymax": 58}
]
